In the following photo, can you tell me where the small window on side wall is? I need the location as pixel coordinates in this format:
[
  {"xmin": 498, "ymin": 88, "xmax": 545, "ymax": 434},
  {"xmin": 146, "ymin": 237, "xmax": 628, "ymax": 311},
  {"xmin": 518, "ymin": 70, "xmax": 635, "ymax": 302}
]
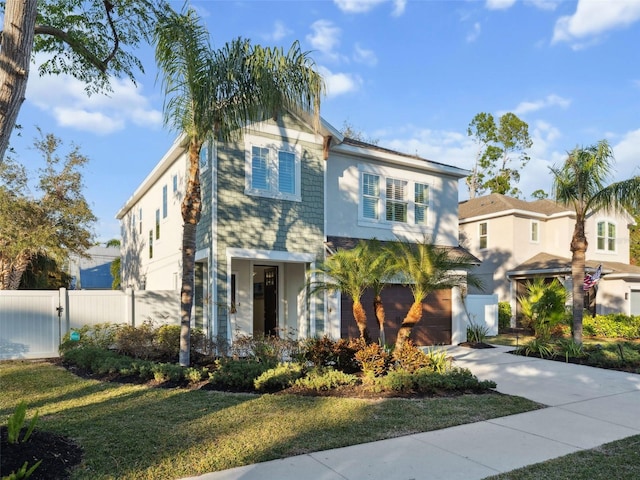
[
  {"xmin": 479, "ymin": 222, "xmax": 488, "ymax": 249},
  {"xmin": 530, "ymin": 220, "xmax": 539, "ymax": 243}
]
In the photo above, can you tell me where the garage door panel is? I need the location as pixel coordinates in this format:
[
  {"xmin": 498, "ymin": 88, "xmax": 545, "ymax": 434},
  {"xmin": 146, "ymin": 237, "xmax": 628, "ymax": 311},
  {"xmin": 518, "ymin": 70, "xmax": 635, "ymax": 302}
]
[{"xmin": 340, "ymin": 286, "xmax": 452, "ymax": 346}]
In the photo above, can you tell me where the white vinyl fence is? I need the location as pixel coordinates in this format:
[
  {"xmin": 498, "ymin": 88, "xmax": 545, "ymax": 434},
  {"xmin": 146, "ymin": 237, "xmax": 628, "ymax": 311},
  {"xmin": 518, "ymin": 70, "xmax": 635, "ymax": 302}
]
[
  {"xmin": 0, "ymin": 288, "xmax": 179, "ymax": 360},
  {"xmin": 464, "ymin": 294, "xmax": 499, "ymax": 336}
]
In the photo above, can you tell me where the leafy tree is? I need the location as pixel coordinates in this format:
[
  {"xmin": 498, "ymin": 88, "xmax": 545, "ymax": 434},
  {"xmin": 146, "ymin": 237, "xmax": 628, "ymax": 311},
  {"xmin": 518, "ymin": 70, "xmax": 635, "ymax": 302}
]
[
  {"xmin": 310, "ymin": 247, "xmax": 371, "ymax": 342},
  {"xmin": 154, "ymin": 8, "xmax": 323, "ymax": 366},
  {"xmin": 0, "ymin": 0, "xmax": 170, "ymax": 162},
  {"xmin": 551, "ymin": 140, "xmax": 640, "ymax": 343},
  {"xmin": 0, "ymin": 132, "xmax": 96, "ymax": 289},
  {"xmin": 387, "ymin": 239, "xmax": 480, "ymax": 350},
  {"xmin": 531, "ymin": 189, "xmax": 548, "ymax": 200},
  {"xmin": 19, "ymin": 253, "xmax": 71, "ymax": 289},
  {"xmin": 340, "ymin": 120, "xmax": 379, "ymax": 145},
  {"xmin": 466, "ymin": 112, "xmax": 532, "ymax": 198}
]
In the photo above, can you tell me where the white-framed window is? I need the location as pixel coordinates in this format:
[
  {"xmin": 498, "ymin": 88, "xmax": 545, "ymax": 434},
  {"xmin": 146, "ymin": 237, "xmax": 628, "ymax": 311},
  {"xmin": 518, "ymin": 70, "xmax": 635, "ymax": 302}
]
[
  {"xmin": 359, "ymin": 168, "xmax": 431, "ymax": 227},
  {"xmin": 245, "ymin": 137, "xmax": 301, "ymax": 202},
  {"xmin": 530, "ymin": 220, "xmax": 539, "ymax": 243},
  {"xmin": 162, "ymin": 185, "xmax": 168, "ymax": 219},
  {"xmin": 139, "ymin": 208, "xmax": 143, "ymax": 234},
  {"xmin": 172, "ymin": 174, "xmax": 178, "ymax": 193},
  {"xmin": 479, "ymin": 222, "xmax": 488, "ymax": 250},
  {"xmin": 597, "ymin": 220, "xmax": 616, "ymax": 252},
  {"xmin": 155, "ymin": 209, "xmax": 160, "ymax": 240}
]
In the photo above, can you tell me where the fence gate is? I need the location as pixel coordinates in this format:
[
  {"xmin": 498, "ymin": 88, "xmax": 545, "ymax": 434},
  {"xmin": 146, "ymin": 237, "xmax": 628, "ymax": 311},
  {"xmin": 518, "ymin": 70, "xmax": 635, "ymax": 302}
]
[{"xmin": 0, "ymin": 290, "xmax": 61, "ymax": 359}]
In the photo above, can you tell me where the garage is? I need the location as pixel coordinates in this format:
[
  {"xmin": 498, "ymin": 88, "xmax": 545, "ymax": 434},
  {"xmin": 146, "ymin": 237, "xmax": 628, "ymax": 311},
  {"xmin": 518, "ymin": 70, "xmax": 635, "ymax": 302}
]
[{"xmin": 340, "ymin": 285, "xmax": 452, "ymax": 345}]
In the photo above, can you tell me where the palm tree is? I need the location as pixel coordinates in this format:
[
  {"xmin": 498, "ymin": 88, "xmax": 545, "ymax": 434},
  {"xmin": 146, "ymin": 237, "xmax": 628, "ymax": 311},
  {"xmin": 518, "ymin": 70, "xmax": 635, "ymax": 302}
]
[
  {"xmin": 359, "ymin": 239, "xmax": 395, "ymax": 345},
  {"xmin": 518, "ymin": 277, "xmax": 567, "ymax": 340},
  {"xmin": 310, "ymin": 247, "xmax": 371, "ymax": 342},
  {"xmin": 551, "ymin": 140, "xmax": 640, "ymax": 344},
  {"xmin": 388, "ymin": 239, "xmax": 480, "ymax": 350},
  {"xmin": 155, "ymin": 9, "xmax": 323, "ymax": 366}
]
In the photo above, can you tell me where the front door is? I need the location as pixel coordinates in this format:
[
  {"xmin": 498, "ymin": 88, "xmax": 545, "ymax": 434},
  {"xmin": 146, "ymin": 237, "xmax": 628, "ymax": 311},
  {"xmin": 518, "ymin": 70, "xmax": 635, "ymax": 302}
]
[{"xmin": 264, "ymin": 267, "xmax": 278, "ymax": 336}]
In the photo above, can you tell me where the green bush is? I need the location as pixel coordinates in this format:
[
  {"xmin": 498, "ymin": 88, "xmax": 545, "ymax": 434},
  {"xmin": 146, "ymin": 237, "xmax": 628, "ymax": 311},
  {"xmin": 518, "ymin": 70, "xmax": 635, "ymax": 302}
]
[
  {"xmin": 583, "ymin": 314, "xmax": 640, "ymax": 339},
  {"xmin": 377, "ymin": 369, "xmax": 414, "ymax": 392},
  {"xmin": 209, "ymin": 359, "xmax": 273, "ymax": 391},
  {"xmin": 498, "ymin": 302, "xmax": 512, "ymax": 332},
  {"xmin": 152, "ymin": 363, "xmax": 185, "ymax": 383},
  {"xmin": 423, "ymin": 347, "xmax": 452, "ymax": 374},
  {"xmin": 518, "ymin": 278, "xmax": 567, "ymax": 340},
  {"xmin": 354, "ymin": 342, "xmax": 390, "ymax": 378},
  {"xmin": 298, "ymin": 336, "xmax": 360, "ymax": 373},
  {"xmin": 294, "ymin": 368, "xmax": 359, "ymax": 391},
  {"xmin": 466, "ymin": 321, "xmax": 490, "ymax": 343},
  {"xmin": 515, "ymin": 338, "xmax": 554, "ymax": 358},
  {"xmin": 59, "ymin": 323, "xmax": 121, "ymax": 354},
  {"xmin": 254, "ymin": 363, "xmax": 305, "ymax": 392},
  {"xmin": 114, "ymin": 321, "xmax": 156, "ymax": 359},
  {"xmin": 392, "ymin": 340, "xmax": 430, "ymax": 373}
]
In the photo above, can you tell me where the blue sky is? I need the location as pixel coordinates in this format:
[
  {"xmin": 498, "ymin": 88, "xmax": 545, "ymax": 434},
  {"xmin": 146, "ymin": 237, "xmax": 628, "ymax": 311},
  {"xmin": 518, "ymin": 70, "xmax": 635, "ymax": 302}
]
[{"xmin": 9, "ymin": 0, "xmax": 640, "ymax": 242}]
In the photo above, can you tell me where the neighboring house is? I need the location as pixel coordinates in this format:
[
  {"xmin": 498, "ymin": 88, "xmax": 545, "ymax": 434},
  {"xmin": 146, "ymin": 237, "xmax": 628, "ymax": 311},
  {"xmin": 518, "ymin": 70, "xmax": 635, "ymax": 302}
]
[
  {"xmin": 116, "ymin": 114, "xmax": 471, "ymax": 345},
  {"xmin": 68, "ymin": 246, "xmax": 120, "ymax": 289},
  {"xmin": 458, "ymin": 193, "xmax": 640, "ymax": 323}
]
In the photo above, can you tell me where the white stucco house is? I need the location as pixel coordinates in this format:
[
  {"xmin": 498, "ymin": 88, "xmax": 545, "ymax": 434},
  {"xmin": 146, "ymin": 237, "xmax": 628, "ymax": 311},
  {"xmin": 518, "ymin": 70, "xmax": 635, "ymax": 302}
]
[
  {"xmin": 116, "ymin": 113, "xmax": 473, "ymax": 345},
  {"xmin": 459, "ymin": 193, "xmax": 640, "ymax": 324}
]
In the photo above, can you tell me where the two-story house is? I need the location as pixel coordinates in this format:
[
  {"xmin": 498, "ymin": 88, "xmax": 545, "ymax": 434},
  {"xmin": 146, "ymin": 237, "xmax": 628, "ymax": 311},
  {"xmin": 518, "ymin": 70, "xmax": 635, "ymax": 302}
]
[
  {"xmin": 116, "ymin": 113, "xmax": 472, "ymax": 345},
  {"xmin": 459, "ymin": 193, "xmax": 640, "ymax": 324}
]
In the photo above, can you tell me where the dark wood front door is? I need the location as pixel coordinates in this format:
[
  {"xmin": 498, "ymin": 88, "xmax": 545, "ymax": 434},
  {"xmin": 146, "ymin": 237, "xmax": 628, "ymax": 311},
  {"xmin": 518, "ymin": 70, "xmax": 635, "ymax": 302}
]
[{"xmin": 264, "ymin": 267, "xmax": 278, "ymax": 336}]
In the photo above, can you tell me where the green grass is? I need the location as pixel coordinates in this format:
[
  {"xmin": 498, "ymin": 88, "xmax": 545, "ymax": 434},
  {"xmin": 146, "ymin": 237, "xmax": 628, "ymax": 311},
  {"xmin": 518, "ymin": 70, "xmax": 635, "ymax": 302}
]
[
  {"xmin": 1, "ymin": 360, "xmax": 541, "ymax": 479},
  {"xmin": 486, "ymin": 435, "xmax": 640, "ymax": 479}
]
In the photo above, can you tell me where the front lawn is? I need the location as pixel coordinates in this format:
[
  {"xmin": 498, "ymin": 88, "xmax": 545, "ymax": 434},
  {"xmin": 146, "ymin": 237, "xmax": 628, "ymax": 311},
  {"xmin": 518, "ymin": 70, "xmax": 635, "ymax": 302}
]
[{"xmin": 0, "ymin": 360, "xmax": 541, "ymax": 479}]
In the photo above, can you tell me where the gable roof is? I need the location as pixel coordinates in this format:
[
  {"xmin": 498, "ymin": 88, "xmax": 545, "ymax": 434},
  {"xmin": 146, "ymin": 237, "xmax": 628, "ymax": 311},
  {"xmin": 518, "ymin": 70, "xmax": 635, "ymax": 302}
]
[
  {"xmin": 459, "ymin": 193, "xmax": 572, "ymax": 223},
  {"xmin": 507, "ymin": 252, "xmax": 640, "ymax": 278}
]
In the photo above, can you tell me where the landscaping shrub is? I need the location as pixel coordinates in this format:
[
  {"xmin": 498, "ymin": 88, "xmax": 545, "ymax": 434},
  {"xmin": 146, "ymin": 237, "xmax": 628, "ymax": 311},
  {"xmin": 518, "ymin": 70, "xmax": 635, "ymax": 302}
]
[
  {"xmin": 515, "ymin": 338, "xmax": 554, "ymax": 358},
  {"xmin": 59, "ymin": 323, "xmax": 121, "ymax": 354},
  {"xmin": 354, "ymin": 342, "xmax": 390, "ymax": 378},
  {"xmin": 498, "ymin": 302, "xmax": 512, "ymax": 332},
  {"xmin": 466, "ymin": 321, "xmax": 490, "ymax": 343},
  {"xmin": 423, "ymin": 347, "xmax": 452, "ymax": 374},
  {"xmin": 392, "ymin": 340, "xmax": 431, "ymax": 373},
  {"xmin": 371, "ymin": 367, "xmax": 496, "ymax": 395},
  {"xmin": 114, "ymin": 321, "xmax": 156, "ymax": 359},
  {"xmin": 231, "ymin": 334, "xmax": 299, "ymax": 364},
  {"xmin": 298, "ymin": 336, "xmax": 360, "ymax": 373},
  {"xmin": 377, "ymin": 369, "xmax": 414, "ymax": 392},
  {"xmin": 518, "ymin": 278, "xmax": 567, "ymax": 340},
  {"xmin": 209, "ymin": 359, "xmax": 273, "ymax": 391},
  {"xmin": 254, "ymin": 363, "xmax": 305, "ymax": 392},
  {"xmin": 151, "ymin": 363, "xmax": 185, "ymax": 383},
  {"xmin": 555, "ymin": 338, "xmax": 586, "ymax": 360},
  {"xmin": 294, "ymin": 367, "xmax": 359, "ymax": 391},
  {"xmin": 583, "ymin": 314, "xmax": 640, "ymax": 339}
]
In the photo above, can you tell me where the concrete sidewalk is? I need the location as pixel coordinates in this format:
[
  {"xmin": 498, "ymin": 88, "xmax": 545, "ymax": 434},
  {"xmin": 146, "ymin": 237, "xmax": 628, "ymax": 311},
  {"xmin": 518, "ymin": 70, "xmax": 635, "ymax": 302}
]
[{"xmin": 181, "ymin": 345, "xmax": 640, "ymax": 480}]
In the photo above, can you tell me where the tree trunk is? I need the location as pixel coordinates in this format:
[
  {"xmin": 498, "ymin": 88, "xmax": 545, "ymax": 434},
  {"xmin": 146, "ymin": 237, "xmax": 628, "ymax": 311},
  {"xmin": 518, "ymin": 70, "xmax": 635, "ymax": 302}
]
[
  {"xmin": 0, "ymin": 251, "xmax": 31, "ymax": 289},
  {"xmin": 395, "ymin": 301, "xmax": 423, "ymax": 351},
  {"xmin": 374, "ymin": 294, "xmax": 385, "ymax": 345},
  {"xmin": 179, "ymin": 142, "xmax": 203, "ymax": 367},
  {"xmin": 352, "ymin": 300, "xmax": 370, "ymax": 343},
  {"xmin": 570, "ymin": 218, "xmax": 588, "ymax": 344},
  {"xmin": 0, "ymin": 0, "xmax": 38, "ymax": 162}
]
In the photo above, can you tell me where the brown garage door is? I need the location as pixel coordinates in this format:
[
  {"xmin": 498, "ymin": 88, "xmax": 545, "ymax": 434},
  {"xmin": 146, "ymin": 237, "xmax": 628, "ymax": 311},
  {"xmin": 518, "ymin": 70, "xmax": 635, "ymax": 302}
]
[{"xmin": 340, "ymin": 286, "xmax": 452, "ymax": 346}]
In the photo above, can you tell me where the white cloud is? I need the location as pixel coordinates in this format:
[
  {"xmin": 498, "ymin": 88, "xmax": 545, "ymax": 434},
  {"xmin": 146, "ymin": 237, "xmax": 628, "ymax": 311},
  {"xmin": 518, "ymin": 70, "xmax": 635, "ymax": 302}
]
[
  {"xmin": 467, "ymin": 22, "xmax": 481, "ymax": 43},
  {"xmin": 504, "ymin": 94, "xmax": 571, "ymax": 116},
  {"xmin": 552, "ymin": 0, "xmax": 640, "ymax": 46},
  {"xmin": 270, "ymin": 21, "xmax": 292, "ymax": 42},
  {"xmin": 485, "ymin": 0, "xmax": 516, "ymax": 11},
  {"xmin": 525, "ymin": 0, "xmax": 560, "ymax": 11},
  {"xmin": 612, "ymin": 128, "xmax": 640, "ymax": 180},
  {"xmin": 319, "ymin": 67, "xmax": 362, "ymax": 97},
  {"xmin": 307, "ymin": 20, "xmax": 342, "ymax": 58},
  {"xmin": 26, "ymin": 70, "xmax": 162, "ymax": 135},
  {"xmin": 334, "ymin": 0, "xmax": 406, "ymax": 15},
  {"xmin": 353, "ymin": 43, "xmax": 378, "ymax": 66}
]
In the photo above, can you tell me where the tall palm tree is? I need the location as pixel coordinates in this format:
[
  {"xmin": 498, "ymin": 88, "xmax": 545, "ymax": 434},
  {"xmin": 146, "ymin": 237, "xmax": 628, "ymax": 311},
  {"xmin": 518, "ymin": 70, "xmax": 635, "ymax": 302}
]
[
  {"xmin": 551, "ymin": 140, "xmax": 640, "ymax": 344},
  {"xmin": 388, "ymin": 239, "xmax": 480, "ymax": 350},
  {"xmin": 310, "ymin": 247, "xmax": 371, "ymax": 342},
  {"xmin": 155, "ymin": 9, "xmax": 323, "ymax": 366}
]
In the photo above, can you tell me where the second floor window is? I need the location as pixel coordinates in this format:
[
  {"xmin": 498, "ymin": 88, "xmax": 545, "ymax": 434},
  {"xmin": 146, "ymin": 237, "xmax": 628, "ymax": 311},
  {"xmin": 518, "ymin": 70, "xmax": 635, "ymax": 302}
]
[
  {"xmin": 245, "ymin": 141, "xmax": 301, "ymax": 201},
  {"xmin": 162, "ymin": 185, "xmax": 168, "ymax": 219},
  {"xmin": 597, "ymin": 220, "xmax": 616, "ymax": 252},
  {"xmin": 360, "ymin": 171, "xmax": 430, "ymax": 227},
  {"xmin": 479, "ymin": 222, "xmax": 488, "ymax": 249},
  {"xmin": 155, "ymin": 209, "xmax": 160, "ymax": 240},
  {"xmin": 530, "ymin": 220, "xmax": 539, "ymax": 243}
]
